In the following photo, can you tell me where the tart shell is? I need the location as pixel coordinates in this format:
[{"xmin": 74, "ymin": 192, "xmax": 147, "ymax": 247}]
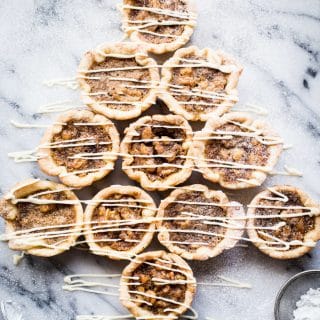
[
  {"xmin": 120, "ymin": 250, "xmax": 196, "ymax": 319},
  {"xmin": 0, "ymin": 179, "xmax": 83, "ymax": 257},
  {"xmin": 160, "ymin": 46, "xmax": 243, "ymax": 121},
  {"xmin": 157, "ymin": 184, "xmax": 245, "ymax": 260},
  {"xmin": 193, "ymin": 112, "xmax": 283, "ymax": 189},
  {"xmin": 84, "ymin": 185, "xmax": 157, "ymax": 260},
  {"xmin": 78, "ymin": 42, "xmax": 160, "ymax": 120},
  {"xmin": 38, "ymin": 109, "xmax": 120, "ymax": 188},
  {"xmin": 247, "ymin": 185, "xmax": 320, "ymax": 259}
]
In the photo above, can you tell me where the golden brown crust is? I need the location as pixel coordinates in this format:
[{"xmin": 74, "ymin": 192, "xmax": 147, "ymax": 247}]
[
  {"xmin": 38, "ymin": 109, "xmax": 120, "ymax": 188},
  {"xmin": 193, "ymin": 112, "xmax": 283, "ymax": 189},
  {"xmin": 84, "ymin": 185, "xmax": 156, "ymax": 260},
  {"xmin": 0, "ymin": 179, "xmax": 83, "ymax": 257},
  {"xmin": 157, "ymin": 184, "xmax": 245, "ymax": 260},
  {"xmin": 120, "ymin": 250, "xmax": 196, "ymax": 319},
  {"xmin": 247, "ymin": 185, "xmax": 320, "ymax": 259},
  {"xmin": 160, "ymin": 46, "xmax": 243, "ymax": 121},
  {"xmin": 120, "ymin": 114, "xmax": 194, "ymax": 191},
  {"xmin": 121, "ymin": 0, "xmax": 197, "ymax": 54},
  {"xmin": 78, "ymin": 42, "xmax": 160, "ymax": 120}
]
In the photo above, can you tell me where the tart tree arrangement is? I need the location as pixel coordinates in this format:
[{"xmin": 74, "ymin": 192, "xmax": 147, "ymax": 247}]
[{"xmin": 1, "ymin": 1, "xmax": 319, "ymax": 319}]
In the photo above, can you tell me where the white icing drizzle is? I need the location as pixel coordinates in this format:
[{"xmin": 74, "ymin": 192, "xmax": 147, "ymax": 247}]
[
  {"xmin": 123, "ymin": 19, "xmax": 196, "ymax": 33},
  {"xmin": 168, "ymin": 87, "xmax": 237, "ymax": 102},
  {"xmin": 41, "ymin": 75, "xmax": 94, "ymax": 92},
  {"xmin": 80, "ymin": 63, "xmax": 230, "ymax": 75},
  {"xmin": 4, "ymin": 215, "xmax": 314, "ymax": 250},
  {"xmin": 79, "ymin": 65, "xmax": 154, "ymax": 73},
  {"xmin": 121, "ymin": 5, "xmax": 196, "ymax": 20},
  {"xmin": 43, "ymin": 78, "xmax": 79, "ymax": 90},
  {"xmin": 269, "ymin": 165, "xmax": 303, "ymax": 177},
  {"xmin": 59, "ymin": 165, "xmax": 114, "ymax": 177},
  {"xmin": 76, "ymin": 315, "xmax": 133, "ymax": 320},
  {"xmin": 262, "ymin": 187, "xmax": 289, "ymax": 202},
  {"xmin": 8, "ymin": 148, "xmax": 46, "ymax": 162},
  {"xmin": 232, "ymin": 103, "xmax": 269, "ymax": 115},
  {"xmin": 3, "ymin": 182, "xmax": 318, "ymax": 253},
  {"xmin": 13, "ymin": 252, "xmax": 25, "ymax": 266},
  {"xmin": 95, "ymin": 51, "xmax": 137, "ymax": 59},
  {"xmin": 197, "ymin": 276, "xmax": 251, "ymax": 289},
  {"xmin": 8, "ymin": 132, "xmax": 299, "ymax": 181},
  {"xmin": 126, "ymin": 290, "xmax": 198, "ymax": 319},
  {"xmin": 37, "ymin": 100, "xmax": 84, "ymax": 114},
  {"xmin": 283, "ymin": 144, "xmax": 293, "ymax": 150},
  {"xmin": 69, "ymin": 273, "xmax": 250, "ymax": 320},
  {"xmin": 236, "ymin": 178, "xmax": 260, "ymax": 186},
  {"xmin": 11, "ymin": 120, "xmax": 53, "ymax": 128},
  {"xmin": 64, "ymin": 266, "xmax": 199, "ymax": 318},
  {"xmin": 105, "ymin": 76, "xmax": 156, "ymax": 84},
  {"xmin": 133, "ymin": 29, "xmax": 180, "ymax": 38},
  {"xmin": 8, "ymin": 136, "xmax": 113, "ymax": 163},
  {"xmin": 10, "ymin": 120, "xmax": 112, "ymax": 129}
]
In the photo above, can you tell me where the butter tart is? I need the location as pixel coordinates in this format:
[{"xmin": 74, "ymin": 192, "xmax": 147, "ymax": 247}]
[
  {"xmin": 78, "ymin": 42, "xmax": 160, "ymax": 120},
  {"xmin": 84, "ymin": 185, "xmax": 157, "ymax": 260},
  {"xmin": 193, "ymin": 112, "xmax": 283, "ymax": 189},
  {"xmin": 120, "ymin": 114, "xmax": 194, "ymax": 191},
  {"xmin": 38, "ymin": 109, "xmax": 120, "ymax": 188},
  {"xmin": 157, "ymin": 184, "xmax": 245, "ymax": 260},
  {"xmin": 160, "ymin": 46, "xmax": 243, "ymax": 121},
  {"xmin": 0, "ymin": 179, "xmax": 83, "ymax": 257},
  {"xmin": 120, "ymin": 0, "xmax": 197, "ymax": 54},
  {"xmin": 120, "ymin": 250, "xmax": 196, "ymax": 320},
  {"xmin": 247, "ymin": 185, "xmax": 320, "ymax": 259}
]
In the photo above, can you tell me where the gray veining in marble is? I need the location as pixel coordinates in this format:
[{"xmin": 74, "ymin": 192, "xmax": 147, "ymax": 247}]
[{"xmin": 0, "ymin": 1, "xmax": 319, "ymax": 319}]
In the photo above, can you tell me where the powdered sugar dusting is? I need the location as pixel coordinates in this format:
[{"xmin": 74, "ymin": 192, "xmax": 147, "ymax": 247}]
[{"xmin": 293, "ymin": 288, "xmax": 320, "ymax": 320}]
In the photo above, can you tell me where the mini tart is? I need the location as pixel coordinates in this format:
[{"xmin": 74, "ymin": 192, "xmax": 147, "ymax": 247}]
[
  {"xmin": 0, "ymin": 179, "xmax": 83, "ymax": 257},
  {"xmin": 193, "ymin": 112, "xmax": 283, "ymax": 189},
  {"xmin": 78, "ymin": 42, "xmax": 160, "ymax": 120},
  {"xmin": 247, "ymin": 185, "xmax": 320, "ymax": 259},
  {"xmin": 84, "ymin": 185, "xmax": 157, "ymax": 260},
  {"xmin": 120, "ymin": 114, "xmax": 194, "ymax": 191},
  {"xmin": 121, "ymin": 0, "xmax": 196, "ymax": 54},
  {"xmin": 157, "ymin": 184, "xmax": 245, "ymax": 260},
  {"xmin": 120, "ymin": 250, "xmax": 196, "ymax": 320},
  {"xmin": 160, "ymin": 46, "xmax": 243, "ymax": 121},
  {"xmin": 38, "ymin": 109, "xmax": 120, "ymax": 188}
]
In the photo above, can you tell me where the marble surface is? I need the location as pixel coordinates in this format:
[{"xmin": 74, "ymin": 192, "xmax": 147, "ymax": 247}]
[{"xmin": 0, "ymin": 0, "xmax": 319, "ymax": 319}]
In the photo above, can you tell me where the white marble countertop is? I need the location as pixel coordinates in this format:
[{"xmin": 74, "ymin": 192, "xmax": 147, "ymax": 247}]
[{"xmin": 0, "ymin": 1, "xmax": 319, "ymax": 319}]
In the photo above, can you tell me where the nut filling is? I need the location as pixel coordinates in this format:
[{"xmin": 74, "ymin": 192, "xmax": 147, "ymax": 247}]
[
  {"xmin": 205, "ymin": 122, "xmax": 269, "ymax": 182},
  {"xmin": 129, "ymin": 259, "xmax": 187, "ymax": 314},
  {"xmin": 128, "ymin": 120, "xmax": 188, "ymax": 181},
  {"xmin": 51, "ymin": 120, "xmax": 112, "ymax": 175},
  {"xmin": 254, "ymin": 190, "xmax": 315, "ymax": 246},
  {"xmin": 162, "ymin": 191, "xmax": 227, "ymax": 251},
  {"xmin": 170, "ymin": 54, "xmax": 229, "ymax": 115},
  {"xmin": 1, "ymin": 190, "xmax": 76, "ymax": 246},
  {"xmin": 124, "ymin": 0, "xmax": 189, "ymax": 44},
  {"xmin": 84, "ymin": 57, "xmax": 151, "ymax": 111},
  {"xmin": 92, "ymin": 194, "xmax": 150, "ymax": 251}
]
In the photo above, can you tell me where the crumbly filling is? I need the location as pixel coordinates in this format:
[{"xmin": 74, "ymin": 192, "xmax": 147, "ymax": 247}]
[
  {"xmin": 205, "ymin": 122, "xmax": 270, "ymax": 182},
  {"xmin": 92, "ymin": 194, "xmax": 149, "ymax": 251},
  {"xmin": 85, "ymin": 57, "xmax": 151, "ymax": 111},
  {"xmin": 1, "ymin": 190, "xmax": 76, "ymax": 245},
  {"xmin": 128, "ymin": 120, "xmax": 188, "ymax": 181},
  {"xmin": 255, "ymin": 191, "xmax": 315, "ymax": 245},
  {"xmin": 51, "ymin": 120, "xmax": 112, "ymax": 175},
  {"xmin": 129, "ymin": 258, "xmax": 187, "ymax": 314},
  {"xmin": 126, "ymin": 0, "xmax": 188, "ymax": 44},
  {"xmin": 170, "ymin": 54, "xmax": 229, "ymax": 116},
  {"xmin": 163, "ymin": 191, "xmax": 227, "ymax": 251}
]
